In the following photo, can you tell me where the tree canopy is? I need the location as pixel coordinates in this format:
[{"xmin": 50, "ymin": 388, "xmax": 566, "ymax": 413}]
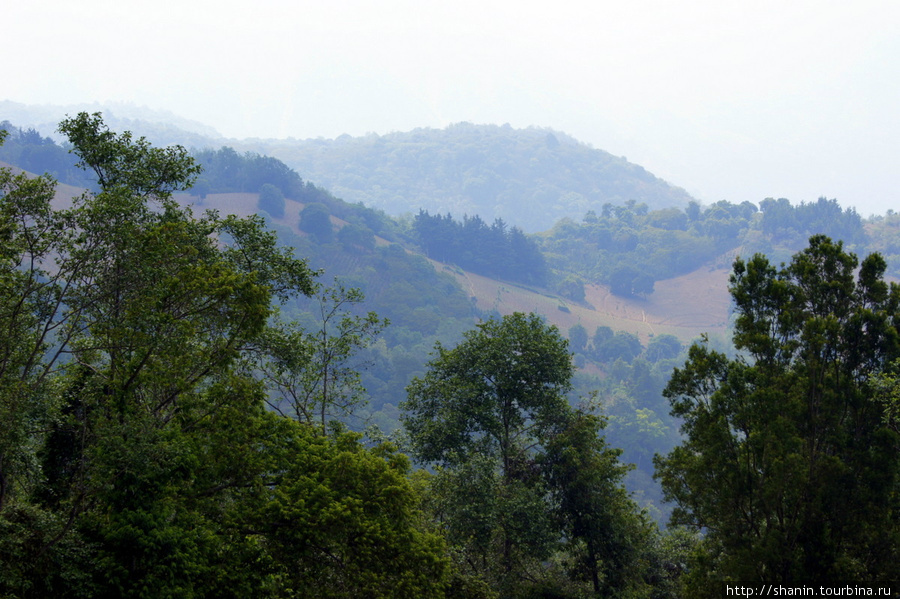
[
  {"xmin": 0, "ymin": 114, "xmax": 452, "ymax": 597},
  {"xmin": 404, "ymin": 313, "xmax": 573, "ymax": 472},
  {"xmin": 655, "ymin": 235, "xmax": 900, "ymax": 590},
  {"xmin": 403, "ymin": 313, "xmax": 671, "ymax": 597},
  {"xmin": 413, "ymin": 210, "xmax": 549, "ymax": 286}
]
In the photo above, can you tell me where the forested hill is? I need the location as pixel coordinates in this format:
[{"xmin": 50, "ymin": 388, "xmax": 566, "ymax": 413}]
[
  {"xmin": 0, "ymin": 100, "xmax": 222, "ymax": 148},
  {"xmin": 4, "ymin": 103, "xmax": 695, "ymax": 232},
  {"xmin": 228, "ymin": 123, "xmax": 697, "ymax": 232}
]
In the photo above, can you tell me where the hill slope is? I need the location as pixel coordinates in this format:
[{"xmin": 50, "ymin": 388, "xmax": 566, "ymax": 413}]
[
  {"xmin": 437, "ymin": 260, "xmax": 731, "ymax": 343},
  {"xmin": 4, "ymin": 104, "xmax": 696, "ymax": 233},
  {"xmin": 176, "ymin": 188, "xmax": 731, "ymax": 345},
  {"xmin": 249, "ymin": 122, "xmax": 696, "ymax": 232}
]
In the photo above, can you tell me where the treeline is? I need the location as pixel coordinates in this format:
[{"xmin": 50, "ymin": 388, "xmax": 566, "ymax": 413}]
[
  {"xmin": 293, "ymin": 190, "xmax": 404, "ymax": 245},
  {"xmin": 191, "ymin": 146, "xmax": 326, "ymax": 201},
  {"xmin": 0, "ymin": 122, "xmax": 339, "ymax": 209},
  {"xmin": 542, "ymin": 196, "xmax": 868, "ymax": 298},
  {"xmin": 0, "ymin": 121, "xmax": 95, "ymax": 187},
  {"xmin": 758, "ymin": 196, "xmax": 865, "ymax": 244},
  {"xmin": 413, "ymin": 210, "xmax": 549, "ymax": 286}
]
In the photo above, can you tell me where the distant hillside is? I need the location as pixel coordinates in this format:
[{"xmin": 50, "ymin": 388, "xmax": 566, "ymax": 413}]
[
  {"xmin": 174, "ymin": 189, "xmax": 733, "ymax": 346},
  {"xmin": 3, "ymin": 104, "xmax": 696, "ymax": 232},
  {"xmin": 241, "ymin": 123, "xmax": 696, "ymax": 232},
  {"xmin": 0, "ymin": 100, "xmax": 223, "ymax": 148},
  {"xmin": 438, "ymin": 259, "xmax": 732, "ymax": 343}
]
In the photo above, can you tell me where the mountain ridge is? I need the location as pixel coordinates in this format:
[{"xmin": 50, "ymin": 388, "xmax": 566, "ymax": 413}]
[
  {"xmin": 243, "ymin": 121, "xmax": 696, "ymax": 232},
  {"xmin": 2, "ymin": 102, "xmax": 695, "ymax": 232}
]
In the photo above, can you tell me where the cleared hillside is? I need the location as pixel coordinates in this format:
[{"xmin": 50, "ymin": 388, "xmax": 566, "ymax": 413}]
[{"xmin": 438, "ymin": 260, "xmax": 732, "ymax": 343}]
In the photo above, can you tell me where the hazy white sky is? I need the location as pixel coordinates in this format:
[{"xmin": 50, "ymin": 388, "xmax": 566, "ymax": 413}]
[{"xmin": 4, "ymin": 0, "xmax": 899, "ymax": 215}]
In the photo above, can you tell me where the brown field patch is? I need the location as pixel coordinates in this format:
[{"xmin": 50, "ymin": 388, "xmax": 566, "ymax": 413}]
[{"xmin": 439, "ymin": 262, "xmax": 732, "ymax": 343}]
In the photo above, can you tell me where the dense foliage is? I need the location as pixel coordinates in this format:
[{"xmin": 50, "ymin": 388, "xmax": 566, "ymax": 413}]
[
  {"xmin": 0, "ymin": 115, "xmax": 697, "ymax": 599},
  {"xmin": 655, "ymin": 236, "xmax": 900, "ymax": 590},
  {"xmin": 413, "ymin": 210, "xmax": 548, "ymax": 286},
  {"xmin": 540, "ymin": 197, "xmax": 868, "ymax": 297},
  {"xmin": 403, "ymin": 314, "xmax": 684, "ymax": 597},
  {"xmin": 0, "ymin": 115, "xmax": 452, "ymax": 598},
  {"xmin": 759, "ymin": 196, "xmax": 865, "ymax": 244},
  {"xmin": 190, "ymin": 146, "xmax": 312, "ymax": 200},
  {"xmin": 0, "ymin": 121, "xmax": 95, "ymax": 188},
  {"xmin": 7, "ymin": 113, "xmax": 900, "ymax": 596},
  {"xmin": 247, "ymin": 122, "xmax": 695, "ymax": 232}
]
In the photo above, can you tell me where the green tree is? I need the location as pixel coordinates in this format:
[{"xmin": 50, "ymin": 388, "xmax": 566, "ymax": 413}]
[
  {"xmin": 0, "ymin": 133, "xmax": 59, "ymax": 515},
  {"xmin": 596, "ymin": 331, "xmax": 643, "ymax": 363},
  {"xmin": 403, "ymin": 313, "xmax": 661, "ymax": 597},
  {"xmin": 655, "ymin": 235, "xmax": 900, "ymax": 589},
  {"xmin": 336, "ymin": 222, "xmax": 376, "ymax": 253},
  {"xmin": 257, "ymin": 280, "xmax": 388, "ymax": 431},
  {"xmin": 540, "ymin": 409, "xmax": 650, "ymax": 597},
  {"xmin": 645, "ymin": 334, "xmax": 682, "ymax": 363},
  {"xmin": 0, "ymin": 114, "xmax": 451, "ymax": 598},
  {"xmin": 404, "ymin": 313, "xmax": 573, "ymax": 474},
  {"xmin": 402, "ymin": 313, "xmax": 573, "ymax": 593},
  {"xmin": 557, "ymin": 275, "xmax": 586, "ymax": 302},
  {"xmin": 610, "ymin": 265, "xmax": 655, "ymax": 297},
  {"xmin": 300, "ymin": 201, "xmax": 334, "ymax": 243},
  {"xmin": 245, "ymin": 421, "xmax": 451, "ymax": 598},
  {"xmin": 258, "ymin": 182, "xmax": 285, "ymax": 218},
  {"xmin": 646, "ymin": 207, "xmax": 688, "ymax": 231},
  {"xmin": 592, "ymin": 325, "xmax": 614, "ymax": 350},
  {"xmin": 0, "ymin": 112, "xmax": 292, "ymax": 596},
  {"xmin": 568, "ymin": 323, "xmax": 588, "ymax": 353}
]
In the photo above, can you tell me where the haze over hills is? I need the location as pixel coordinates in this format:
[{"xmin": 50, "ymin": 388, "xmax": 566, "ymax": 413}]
[
  {"xmin": 0, "ymin": 100, "xmax": 223, "ymax": 148},
  {"xmin": 2, "ymin": 102, "xmax": 694, "ymax": 233},
  {"xmin": 3, "ymin": 3, "xmax": 898, "ymax": 587},
  {"xmin": 5, "ymin": 110, "xmax": 899, "ymax": 532},
  {"xmin": 242, "ymin": 123, "xmax": 696, "ymax": 232}
]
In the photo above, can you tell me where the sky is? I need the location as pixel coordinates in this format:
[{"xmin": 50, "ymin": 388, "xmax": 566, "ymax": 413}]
[{"xmin": 4, "ymin": 0, "xmax": 900, "ymax": 216}]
